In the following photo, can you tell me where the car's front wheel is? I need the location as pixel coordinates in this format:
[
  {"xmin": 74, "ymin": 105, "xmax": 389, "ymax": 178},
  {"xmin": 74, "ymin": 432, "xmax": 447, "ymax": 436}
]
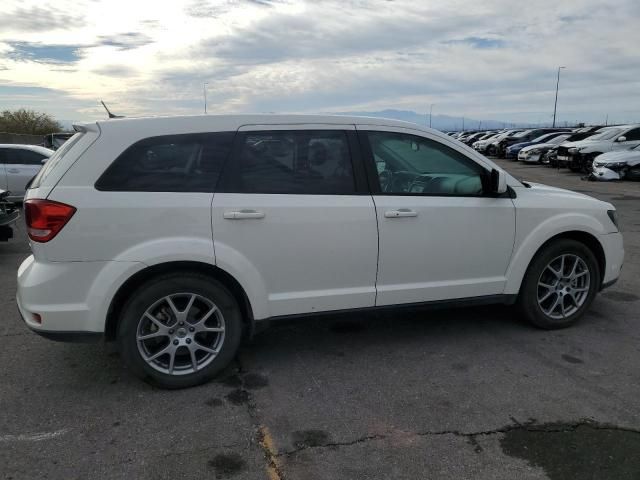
[
  {"xmin": 117, "ymin": 272, "xmax": 243, "ymax": 388},
  {"xmin": 517, "ymin": 239, "xmax": 600, "ymax": 329}
]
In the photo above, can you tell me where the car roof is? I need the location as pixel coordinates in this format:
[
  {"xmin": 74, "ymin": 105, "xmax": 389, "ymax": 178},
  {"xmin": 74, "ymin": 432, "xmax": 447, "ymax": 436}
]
[
  {"xmin": 0, "ymin": 144, "xmax": 54, "ymax": 155},
  {"xmin": 79, "ymin": 114, "xmax": 438, "ymax": 134}
]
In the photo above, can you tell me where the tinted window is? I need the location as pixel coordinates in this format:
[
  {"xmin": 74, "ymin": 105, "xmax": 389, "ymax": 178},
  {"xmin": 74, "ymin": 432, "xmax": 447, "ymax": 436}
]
[
  {"xmin": 16, "ymin": 149, "xmax": 47, "ymax": 165},
  {"xmin": 623, "ymin": 128, "xmax": 640, "ymax": 141},
  {"xmin": 219, "ymin": 130, "xmax": 355, "ymax": 194},
  {"xmin": 0, "ymin": 148, "xmax": 45, "ymax": 165},
  {"xmin": 367, "ymin": 131, "xmax": 486, "ymax": 196},
  {"xmin": 96, "ymin": 132, "xmax": 234, "ymax": 192}
]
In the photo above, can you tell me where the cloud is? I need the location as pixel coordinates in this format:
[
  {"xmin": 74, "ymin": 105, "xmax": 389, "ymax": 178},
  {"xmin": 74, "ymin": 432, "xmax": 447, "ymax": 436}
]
[
  {"xmin": 443, "ymin": 37, "xmax": 506, "ymax": 49},
  {"xmin": 92, "ymin": 65, "xmax": 138, "ymax": 77},
  {"xmin": 186, "ymin": 0, "xmax": 284, "ymax": 17},
  {"xmin": 96, "ymin": 32, "xmax": 153, "ymax": 50},
  {"xmin": 0, "ymin": 0, "xmax": 639, "ymax": 126},
  {"xmin": 0, "ymin": 6, "xmax": 84, "ymax": 33}
]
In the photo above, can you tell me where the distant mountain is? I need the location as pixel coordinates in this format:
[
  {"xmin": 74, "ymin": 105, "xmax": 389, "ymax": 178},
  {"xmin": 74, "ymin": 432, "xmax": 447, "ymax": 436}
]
[{"xmin": 334, "ymin": 109, "xmax": 523, "ymax": 131}]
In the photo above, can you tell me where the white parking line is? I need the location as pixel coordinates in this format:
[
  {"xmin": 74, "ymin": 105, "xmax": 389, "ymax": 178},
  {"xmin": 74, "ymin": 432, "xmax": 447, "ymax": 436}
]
[{"xmin": 0, "ymin": 428, "xmax": 69, "ymax": 442}]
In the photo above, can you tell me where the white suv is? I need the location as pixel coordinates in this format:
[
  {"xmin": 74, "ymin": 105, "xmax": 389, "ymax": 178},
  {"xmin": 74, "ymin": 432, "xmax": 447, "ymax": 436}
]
[{"xmin": 17, "ymin": 115, "xmax": 624, "ymax": 388}]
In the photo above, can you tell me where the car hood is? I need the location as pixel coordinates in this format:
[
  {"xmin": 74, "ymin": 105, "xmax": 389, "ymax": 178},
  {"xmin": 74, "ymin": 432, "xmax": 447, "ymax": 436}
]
[
  {"xmin": 521, "ymin": 142, "xmax": 556, "ymax": 152},
  {"xmin": 594, "ymin": 150, "xmax": 640, "ymax": 165},
  {"xmin": 524, "ymin": 182, "xmax": 605, "ymax": 204},
  {"xmin": 508, "ymin": 141, "xmax": 533, "ymax": 150},
  {"xmin": 562, "ymin": 138, "xmax": 608, "ymax": 149}
]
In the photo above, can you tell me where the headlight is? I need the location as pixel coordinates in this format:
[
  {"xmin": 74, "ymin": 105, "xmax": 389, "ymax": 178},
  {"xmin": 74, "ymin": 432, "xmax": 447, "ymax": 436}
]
[
  {"xmin": 568, "ymin": 147, "xmax": 577, "ymax": 153},
  {"xmin": 607, "ymin": 210, "xmax": 619, "ymax": 230},
  {"xmin": 529, "ymin": 149, "xmax": 541, "ymax": 154},
  {"xmin": 604, "ymin": 161, "xmax": 627, "ymax": 168}
]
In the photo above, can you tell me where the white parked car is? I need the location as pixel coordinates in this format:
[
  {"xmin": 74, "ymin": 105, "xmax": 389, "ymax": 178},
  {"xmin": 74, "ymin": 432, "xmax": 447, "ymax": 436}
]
[
  {"xmin": 557, "ymin": 124, "xmax": 640, "ymax": 172},
  {"xmin": 591, "ymin": 145, "xmax": 640, "ymax": 181},
  {"xmin": 517, "ymin": 133, "xmax": 572, "ymax": 163},
  {"xmin": 17, "ymin": 115, "xmax": 624, "ymax": 388},
  {"xmin": 0, "ymin": 144, "xmax": 53, "ymax": 201}
]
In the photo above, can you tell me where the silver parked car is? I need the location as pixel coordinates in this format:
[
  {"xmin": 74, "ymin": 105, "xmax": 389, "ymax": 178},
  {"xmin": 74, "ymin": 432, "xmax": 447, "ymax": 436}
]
[{"xmin": 0, "ymin": 144, "xmax": 53, "ymax": 201}]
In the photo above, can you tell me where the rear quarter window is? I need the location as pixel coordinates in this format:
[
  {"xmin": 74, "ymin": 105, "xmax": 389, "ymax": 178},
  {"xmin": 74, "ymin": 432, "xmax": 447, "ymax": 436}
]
[
  {"xmin": 30, "ymin": 132, "xmax": 84, "ymax": 189},
  {"xmin": 95, "ymin": 132, "xmax": 235, "ymax": 192}
]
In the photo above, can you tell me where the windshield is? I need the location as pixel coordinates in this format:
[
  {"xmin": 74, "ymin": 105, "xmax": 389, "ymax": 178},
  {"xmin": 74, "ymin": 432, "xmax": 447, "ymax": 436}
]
[
  {"xmin": 549, "ymin": 134, "xmax": 571, "ymax": 145},
  {"xmin": 531, "ymin": 133, "xmax": 556, "ymax": 143},
  {"xmin": 512, "ymin": 130, "xmax": 532, "ymax": 138},
  {"xmin": 588, "ymin": 128, "xmax": 622, "ymax": 141},
  {"xmin": 30, "ymin": 132, "xmax": 84, "ymax": 189}
]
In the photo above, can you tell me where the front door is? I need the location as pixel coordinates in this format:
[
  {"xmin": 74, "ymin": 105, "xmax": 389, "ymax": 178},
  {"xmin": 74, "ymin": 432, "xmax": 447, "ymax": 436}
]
[
  {"xmin": 212, "ymin": 125, "xmax": 378, "ymax": 319},
  {"xmin": 358, "ymin": 127, "xmax": 516, "ymax": 306}
]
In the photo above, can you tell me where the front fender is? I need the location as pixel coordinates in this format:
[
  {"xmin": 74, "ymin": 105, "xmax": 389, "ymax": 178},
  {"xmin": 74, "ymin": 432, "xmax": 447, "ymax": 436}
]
[{"xmin": 504, "ymin": 213, "xmax": 606, "ymax": 294}]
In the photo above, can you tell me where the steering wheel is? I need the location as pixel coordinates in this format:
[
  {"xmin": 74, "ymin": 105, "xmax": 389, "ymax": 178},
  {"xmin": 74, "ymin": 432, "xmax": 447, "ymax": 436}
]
[{"xmin": 379, "ymin": 170, "xmax": 393, "ymax": 192}]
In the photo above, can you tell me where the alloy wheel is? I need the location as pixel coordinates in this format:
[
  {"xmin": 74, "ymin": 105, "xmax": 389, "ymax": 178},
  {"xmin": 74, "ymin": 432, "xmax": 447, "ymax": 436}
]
[
  {"xmin": 537, "ymin": 254, "xmax": 591, "ymax": 320},
  {"xmin": 136, "ymin": 293, "xmax": 225, "ymax": 375}
]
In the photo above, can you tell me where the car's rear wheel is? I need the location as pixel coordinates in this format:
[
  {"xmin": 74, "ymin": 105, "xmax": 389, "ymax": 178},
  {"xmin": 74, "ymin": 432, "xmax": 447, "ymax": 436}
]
[
  {"xmin": 517, "ymin": 239, "xmax": 600, "ymax": 329},
  {"xmin": 117, "ymin": 272, "xmax": 243, "ymax": 389}
]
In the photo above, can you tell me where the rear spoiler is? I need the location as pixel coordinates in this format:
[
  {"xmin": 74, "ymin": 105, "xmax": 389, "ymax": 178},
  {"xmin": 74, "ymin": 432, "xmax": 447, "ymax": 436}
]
[{"xmin": 73, "ymin": 123, "xmax": 99, "ymax": 133}]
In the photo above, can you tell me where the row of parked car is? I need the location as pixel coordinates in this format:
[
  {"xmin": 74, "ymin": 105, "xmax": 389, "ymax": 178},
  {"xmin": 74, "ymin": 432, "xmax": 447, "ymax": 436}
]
[{"xmin": 448, "ymin": 125, "xmax": 640, "ymax": 181}]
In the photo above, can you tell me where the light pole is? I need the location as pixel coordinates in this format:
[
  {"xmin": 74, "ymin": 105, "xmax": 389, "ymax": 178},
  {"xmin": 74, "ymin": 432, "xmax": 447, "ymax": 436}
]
[
  {"xmin": 552, "ymin": 66, "xmax": 565, "ymax": 128},
  {"xmin": 429, "ymin": 104, "xmax": 434, "ymax": 128},
  {"xmin": 203, "ymin": 82, "xmax": 208, "ymax": 114}
]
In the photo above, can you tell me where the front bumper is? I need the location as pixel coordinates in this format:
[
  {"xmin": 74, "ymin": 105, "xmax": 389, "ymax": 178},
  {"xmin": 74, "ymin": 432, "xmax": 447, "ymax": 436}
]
[
  {"xmin": 520, "ymin": 153, "xmax": 541, "ymax": 163},
  {"xmin": 591, "ymin": 166, "xmax": 622, "ymax": 181},
  {"xmin": 17, "ymin": 255, "xmax": 144, "ymax": 336},
  {"xmin": 600, "ymin": 232, "xmax": 624, "ymax": 286}
]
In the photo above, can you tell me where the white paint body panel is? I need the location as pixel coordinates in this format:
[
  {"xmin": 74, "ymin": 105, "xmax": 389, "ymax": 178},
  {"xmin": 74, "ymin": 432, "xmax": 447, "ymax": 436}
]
[
  {"xmin": 213, "ymin": 193, "xmax": 378, "ymax": 319},
  {"xmin": 13, "ymin": 114, "xmax": 624, "ymax": 334}
]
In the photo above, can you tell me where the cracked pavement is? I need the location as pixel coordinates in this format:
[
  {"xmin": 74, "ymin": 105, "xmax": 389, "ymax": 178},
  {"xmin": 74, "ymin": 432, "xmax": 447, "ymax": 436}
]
[{"xmin": 1, "ymin": 159, "xmax": 640, "ymax": 479}]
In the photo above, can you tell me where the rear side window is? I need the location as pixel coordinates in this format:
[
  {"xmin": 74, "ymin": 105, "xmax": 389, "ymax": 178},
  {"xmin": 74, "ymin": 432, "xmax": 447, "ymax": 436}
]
[
  {"xmin": 16, "ymin": 150, "xmax": 47, "ymax": 165},
  {"xmin": 96, "ymin": 132, "xmax": 235, "ymax": 192},
  {"xmin": 218, "ymin": 130, "xmax": 355, "ymax": 194}
]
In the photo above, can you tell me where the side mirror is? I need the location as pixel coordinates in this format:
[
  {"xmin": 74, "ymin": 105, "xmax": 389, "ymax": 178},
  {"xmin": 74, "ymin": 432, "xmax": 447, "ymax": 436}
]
[
  {"xmin": 41, "ymin": 158, "xmax": 48, "ymax": 165},
  {"xmin": 490, "ymin": 169, "xmax": 508, "ymax": 194},
  {"xmin": 617, "ymin": 136, "xmax": 627, "ymax": 142}
]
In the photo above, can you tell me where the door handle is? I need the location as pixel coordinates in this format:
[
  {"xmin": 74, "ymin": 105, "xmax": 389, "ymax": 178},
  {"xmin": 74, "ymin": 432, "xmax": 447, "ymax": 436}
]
[
  {"xmin": 7, "ymin": 169, "xmax": 20, "ymax": 174},
  {"xmin": 223, "ymin": 209, "xmax": 265, "ymax": 220},
  {"xmin": 384, "ymin": 209, "xmax": 417, "ymax": 218}
]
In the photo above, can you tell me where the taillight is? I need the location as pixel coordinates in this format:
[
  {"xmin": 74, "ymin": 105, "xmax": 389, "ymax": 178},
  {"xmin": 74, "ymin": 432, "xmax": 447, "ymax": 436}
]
[{"xmin": 24, "ymin": 199, "xmax": 76, "ymax": 243}]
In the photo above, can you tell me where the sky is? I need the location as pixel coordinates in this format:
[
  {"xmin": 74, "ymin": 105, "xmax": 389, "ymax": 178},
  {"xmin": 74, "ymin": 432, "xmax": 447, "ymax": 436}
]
[{"xmin": 0, "ymin": 0, "xmax": 639, "ymax": 126}]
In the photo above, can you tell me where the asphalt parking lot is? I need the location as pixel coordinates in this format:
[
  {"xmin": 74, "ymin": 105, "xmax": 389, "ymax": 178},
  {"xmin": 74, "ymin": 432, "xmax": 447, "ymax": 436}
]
[{"xmin": 1, "ymin": 159, "xmax": 639, "ymax": 480}]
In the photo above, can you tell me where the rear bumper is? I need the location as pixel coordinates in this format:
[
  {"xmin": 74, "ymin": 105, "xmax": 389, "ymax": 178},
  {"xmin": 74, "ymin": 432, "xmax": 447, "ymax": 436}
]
[{"xmin": 17, "ymin": 255, "xmax": 144, "ymax": 336}]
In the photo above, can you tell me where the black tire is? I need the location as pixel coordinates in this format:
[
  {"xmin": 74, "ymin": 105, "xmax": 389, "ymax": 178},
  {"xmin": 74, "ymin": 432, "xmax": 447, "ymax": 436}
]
[
  {"xmin": 517, "ymin": 239, "xmax": 600, "ymax": 329},
  {"xmin": 117, "ymin": 272, "xmax": 243, "ymax": 389},
  {"xmin": 582, "ymin": 153, "xmax": 601, "ymax": 174}
]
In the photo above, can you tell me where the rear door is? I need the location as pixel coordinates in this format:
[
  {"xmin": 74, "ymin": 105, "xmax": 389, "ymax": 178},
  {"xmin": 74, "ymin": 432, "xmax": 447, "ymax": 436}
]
[
  {"xmin": 5, "ymin": 148, "xmax": 46, "ymax": 198},
  {"xmin": 212, "ymin": 124, "xmax": 378, "ymax": 319}
]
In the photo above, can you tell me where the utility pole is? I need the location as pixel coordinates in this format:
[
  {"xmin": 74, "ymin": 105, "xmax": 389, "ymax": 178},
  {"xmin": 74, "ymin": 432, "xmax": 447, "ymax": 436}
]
[
  {"xmin": 552, "ymin": 66, "xmax": 565, "ymax": 128},
  {"xmin": 204, "ymin": 83, "xmax": 208, "ymax": 114},
  {"xmin": 605, "ymin": 114, "xmax": 608, "ymax": 126},
  {"xmin": 462, "ymin": 116, "xmax": 465, "ymax": 131},
  {"xmin": 429, "ymin": 104, "xmax": 434, "ymax": 128}
]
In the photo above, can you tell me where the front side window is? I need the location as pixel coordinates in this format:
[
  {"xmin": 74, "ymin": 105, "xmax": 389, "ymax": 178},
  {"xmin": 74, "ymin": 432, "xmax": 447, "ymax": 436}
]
[
  {"xmin": 219, "ymin": 130, "xmax": 355, "ymax": 194},
  {"xmin": 96, "ymin": 132, "xmax": 235, "ymax": 192},
  {"xmin": 366, "ymin": 131, "xmax": 486, "ymax": 196}
]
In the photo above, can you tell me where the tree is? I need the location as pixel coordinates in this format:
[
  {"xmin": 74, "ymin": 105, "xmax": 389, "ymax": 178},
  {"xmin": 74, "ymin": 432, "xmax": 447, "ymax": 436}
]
[{"xmin": 0, "ymin": 109, "xmax": 62, "ymax": 135}]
